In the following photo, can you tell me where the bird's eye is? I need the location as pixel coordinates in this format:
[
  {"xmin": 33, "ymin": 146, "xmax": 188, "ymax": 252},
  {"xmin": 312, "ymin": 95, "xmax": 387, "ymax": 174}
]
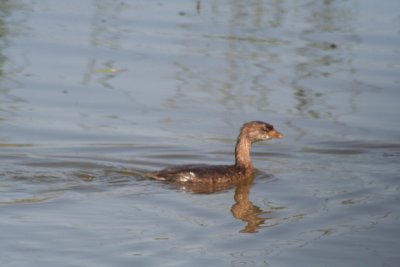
[{"xmin": 264, "ymin": 125, "xmax": 273, "ymax": 132}]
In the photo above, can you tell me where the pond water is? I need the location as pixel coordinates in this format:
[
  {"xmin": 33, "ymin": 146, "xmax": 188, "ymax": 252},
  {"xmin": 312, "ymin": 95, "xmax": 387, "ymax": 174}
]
[{"xmin": 0, "ymin": 0, "xmax": 399, "ymax": 266}]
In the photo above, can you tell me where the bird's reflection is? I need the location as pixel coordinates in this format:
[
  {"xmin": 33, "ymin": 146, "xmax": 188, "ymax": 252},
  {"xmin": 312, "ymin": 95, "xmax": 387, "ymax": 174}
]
[
  {"xmin": 231, "ymin": 178, "xmax": 270, "ymax": 233},
  {"xmin": 172, "ymin": 174, "xmax": 271, "ymax": 233}
]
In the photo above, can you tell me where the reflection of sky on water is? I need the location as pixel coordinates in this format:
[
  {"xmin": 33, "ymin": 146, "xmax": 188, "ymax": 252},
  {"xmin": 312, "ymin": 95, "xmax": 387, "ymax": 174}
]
[{"xmin": 0, "ymin": 0, "xmax": 398, "ymax": 143}]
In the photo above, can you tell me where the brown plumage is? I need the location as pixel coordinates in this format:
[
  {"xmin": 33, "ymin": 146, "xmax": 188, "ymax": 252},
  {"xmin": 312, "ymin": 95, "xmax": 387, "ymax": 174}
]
[{"xmin": 146, "ymin": 121, "xmax": 283, "ymax": 191}]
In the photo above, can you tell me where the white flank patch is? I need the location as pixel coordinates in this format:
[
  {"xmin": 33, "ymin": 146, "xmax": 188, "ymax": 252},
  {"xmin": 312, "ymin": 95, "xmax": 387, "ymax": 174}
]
[{"xmin": 179, "ymin": 172, "xmax": 195, "ymax": 182}]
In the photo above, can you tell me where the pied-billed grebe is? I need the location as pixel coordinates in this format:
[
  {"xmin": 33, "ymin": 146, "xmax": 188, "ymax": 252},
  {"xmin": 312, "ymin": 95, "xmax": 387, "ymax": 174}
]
[{"xmin": 146, "ymin": 121, "xmax": 283, "ymax": 186}]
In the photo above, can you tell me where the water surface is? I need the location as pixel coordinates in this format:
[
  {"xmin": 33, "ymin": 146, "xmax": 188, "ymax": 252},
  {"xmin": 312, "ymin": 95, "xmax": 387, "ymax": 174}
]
[{"xmin": 0, "ymin": 0, "xmax": 399, "ymax": 266}]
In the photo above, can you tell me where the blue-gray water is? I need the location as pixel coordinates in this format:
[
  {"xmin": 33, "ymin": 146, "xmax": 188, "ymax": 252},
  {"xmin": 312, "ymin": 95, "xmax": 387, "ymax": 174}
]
[{"xmin": 0, "ymin": 0, "xmax": 399, "ymax": 266}]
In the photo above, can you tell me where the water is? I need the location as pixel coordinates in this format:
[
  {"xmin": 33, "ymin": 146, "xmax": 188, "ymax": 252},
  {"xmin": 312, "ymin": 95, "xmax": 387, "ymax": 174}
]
[{"xmin": 1, "ymin": 0, "xmax": 399, "ymax": 266}]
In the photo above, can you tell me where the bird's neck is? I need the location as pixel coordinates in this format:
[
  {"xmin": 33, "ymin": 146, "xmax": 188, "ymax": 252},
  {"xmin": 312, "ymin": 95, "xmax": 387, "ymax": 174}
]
[{"xmin": 234, "ymin": 134, "xmax": 254, "ymax": 172}]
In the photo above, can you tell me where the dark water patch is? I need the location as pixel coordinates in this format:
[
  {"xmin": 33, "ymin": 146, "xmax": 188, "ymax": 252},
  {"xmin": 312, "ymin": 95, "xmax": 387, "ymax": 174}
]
[
  {"xmin": 22, "ymin": 159, "xmax": 110, "ymax": 170},
  {"xmin": 301, "ymin": 140, "xmax": 400, "ymax": 156},
  {"xmin": 301, "ymin": 147, "xmax": 366, "ymax": 155},
  {"xmin": 312, "ymin": 140, "xmax": 400, "ymax": 150}
]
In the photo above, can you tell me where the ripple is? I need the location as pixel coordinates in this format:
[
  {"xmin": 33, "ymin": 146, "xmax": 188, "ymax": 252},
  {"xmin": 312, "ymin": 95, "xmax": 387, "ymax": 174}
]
[{"xmin": 0, "ymin": 192, "xmax": 64, "ymax": 205}]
